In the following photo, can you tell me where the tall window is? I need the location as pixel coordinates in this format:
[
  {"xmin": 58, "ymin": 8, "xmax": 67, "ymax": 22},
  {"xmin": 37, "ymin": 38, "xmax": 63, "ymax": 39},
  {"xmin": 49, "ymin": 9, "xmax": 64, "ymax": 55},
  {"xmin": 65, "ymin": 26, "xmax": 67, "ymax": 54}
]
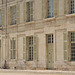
[
  {"xmin": 11, "ymin": 6, "xmax": 16, "ymax": 25},
  {"xmin": 71, "ymin": 0, "xmax": 75, "ymax": 13},
  {"xmin": 26, "ymin": 1, "xmax": 33, "ymax": 22},
  {"xmin": 70, "ymin": 32, "xmax": 75, "ymax": 61},
  {"xmin": 47, "ymin": 0, "xmax": 54, "ymax": 18},
  {"xmin": 27, "ymin": 36, "xmax": 33, "ymax": 61},
  {"xmin": 0, "ymin": 11, "xmax": 2, "ymax": 27},
  {"xmin": 10, "ymin": 38, "xmax": 16, "ymax": 59}
]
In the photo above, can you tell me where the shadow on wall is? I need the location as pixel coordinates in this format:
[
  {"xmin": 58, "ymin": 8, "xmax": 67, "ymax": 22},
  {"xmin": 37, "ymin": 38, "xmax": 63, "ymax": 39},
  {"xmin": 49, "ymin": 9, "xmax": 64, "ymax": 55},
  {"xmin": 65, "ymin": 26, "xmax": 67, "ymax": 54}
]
[{"xmin": 2, "ymin": 60, "xmax": 10, "ymax": 69}]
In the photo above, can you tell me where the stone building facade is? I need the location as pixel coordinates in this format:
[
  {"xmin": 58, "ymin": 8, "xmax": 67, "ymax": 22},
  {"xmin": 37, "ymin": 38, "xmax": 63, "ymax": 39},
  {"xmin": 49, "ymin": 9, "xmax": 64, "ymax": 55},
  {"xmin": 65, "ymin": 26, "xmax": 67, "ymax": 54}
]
[{"xmin": 0, "ymin": 0, "xmax": 75, "ymax": 70}]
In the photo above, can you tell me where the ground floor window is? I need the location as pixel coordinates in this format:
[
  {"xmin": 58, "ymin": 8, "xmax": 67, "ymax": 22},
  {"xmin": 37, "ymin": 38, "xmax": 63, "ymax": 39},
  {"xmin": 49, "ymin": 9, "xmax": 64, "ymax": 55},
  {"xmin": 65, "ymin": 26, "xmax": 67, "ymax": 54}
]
[
  {"xmin": 70, "ymin": 32, "xmax": 75, "ymax": 61},
  {"xmin": 27, "ymin": 36, "xmax": 33, "ymax": 61},
  {"xmin": 10, "ymin": 38, "xmax": 16, "ymax": 59},
  {"xmin": 46, "ymin": 34, "xmax": 54, "ymax": 69}
]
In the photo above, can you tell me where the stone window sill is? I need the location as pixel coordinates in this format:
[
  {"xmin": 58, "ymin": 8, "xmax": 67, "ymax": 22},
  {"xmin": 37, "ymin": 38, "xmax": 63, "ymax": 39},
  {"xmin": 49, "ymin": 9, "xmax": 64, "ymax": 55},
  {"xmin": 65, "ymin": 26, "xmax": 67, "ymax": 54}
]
[
  {"xmin": 43, "ymin": 17, "xmax": 55, "ymax": 22},
  {"xmin": 8, "ymin": 24, "xmax": 17, "ymax": 28},
  {"xmin": 66, "ymin": 13, "xmax": 75, "ymax": 18},
  {"xmin": 25, "ymin": 21, "xmax": 35, "ymax": 25}
]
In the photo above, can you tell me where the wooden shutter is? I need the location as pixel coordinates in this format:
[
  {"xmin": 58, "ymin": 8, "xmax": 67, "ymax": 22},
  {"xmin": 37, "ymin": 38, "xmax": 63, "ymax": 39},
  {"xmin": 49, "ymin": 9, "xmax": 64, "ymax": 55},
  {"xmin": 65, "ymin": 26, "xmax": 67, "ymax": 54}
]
[
  {"xmin": 23, "ymin": 36, "xmax": 26, "ymax": 61},
  {"xmin": 23, "ymin": 2, "xmax": 26, "ymax": 22},
  {"xmin": 16, "ymin": 4, "xmax": 20, "ymax": 24},
  {"xmin": 63, "ymin": 31, "xmax": 68, "ymax": 61},
  {"xmin": 13, "ymin": 38, "xmax": 16, "ymax": 59},
  {"xmin": 33, "ymin": 35, "xmax": 38, "ymax": 61},
  {"xmin": 53, "ymin": 0, "xmax": 58, "ymax": 17},
  {"xmin": 10, "ymin": 39, "xmax": 12, "ymax": 59},
  {"xmin": 7, "ymin": 7, "xmax": 10, "ymax": 25},
  {"xmin": 68, "ymin": 0, "xmax": 71, "ymax": 14},
  {"xmin": 1, "ymin": 8, "xmax": 5, "ymax": 26},
  {"xmin": 42, "ymin": 0, "xmax": 48, "ymax": 18}
]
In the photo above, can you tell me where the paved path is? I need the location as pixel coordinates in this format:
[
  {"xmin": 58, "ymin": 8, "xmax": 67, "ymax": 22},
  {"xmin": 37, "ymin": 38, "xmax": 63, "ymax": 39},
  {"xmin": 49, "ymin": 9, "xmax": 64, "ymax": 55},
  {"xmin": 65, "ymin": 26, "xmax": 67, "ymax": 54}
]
[{"xmin": 0, "ymin": 70, "xmax": 75, "ymax": 75}]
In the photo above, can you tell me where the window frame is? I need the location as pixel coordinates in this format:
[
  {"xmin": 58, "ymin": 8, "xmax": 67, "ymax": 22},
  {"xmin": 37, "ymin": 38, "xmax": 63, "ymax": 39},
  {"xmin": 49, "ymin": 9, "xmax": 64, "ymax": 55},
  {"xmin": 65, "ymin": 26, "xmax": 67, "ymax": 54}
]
[
  {"xmin": 10, "ymin": 6, "xmax": 16, "ymax": 25},
  {"xmin": 10, "ymin": 38, "xmax": 16, "ymax": 59},
  {"xmin": 27, "ymin": 36, "xmax": 33, "ymax": 61},
  {"xmin": 26, "ymin": 1, "xmax": 33, "ymax": 22},
  {"xmin": 47, "ymin": 0, "xmax": 54, "ymax": 18}
]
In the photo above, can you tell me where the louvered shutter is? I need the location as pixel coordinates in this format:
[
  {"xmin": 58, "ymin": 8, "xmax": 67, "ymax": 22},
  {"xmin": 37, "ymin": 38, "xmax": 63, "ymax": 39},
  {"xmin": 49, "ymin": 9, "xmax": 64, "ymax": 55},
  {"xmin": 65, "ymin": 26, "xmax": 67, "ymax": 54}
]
[
  {"xmin": 33, "ymin": 35, "xmax": 38, "ymax": 61},
  {"xmin": 64, "ymin": 0, "xmax": 67, "ymax": 14},
  {"xmin": 7, "ymin": 7, "xmax": 10, "ymax": 25},
  {"xmin": 23, "ymin": 36, "xmax": 26, "ymax": 61},
  {"xmin": 1, "ymin": 8, "xmax": 5, "ymax": 26},
  {"xmin": 63, "ymin": 31, "xmax": 68, "ymax": 61},
  {"xmin": 68, "ymin": 0, "xmax": 71, "ymax": 14},
  {"xmin": 23, "ymin": 2, "xmax": 26, "ymax": 22},
  {"xmin": 16, "ymin": 4, "xmax": 20, "ymax": 24},
  {"xmin": 53, "ymin": 0, "xmax": 58, "ymax": 17},
  {"xmin": 0, "ymin": 40, "xmax": 1, "ymax": 60},
  {"xmin": 13, "ymin": 38, "xmax": 16, "ymax": 59},
  {"xmin": 10, "ymin": 39, "xmax": 12, "ymax": 59},
  {"xmin": 42, "ymin": 0, "xmax": 48, "ymax": 18}
]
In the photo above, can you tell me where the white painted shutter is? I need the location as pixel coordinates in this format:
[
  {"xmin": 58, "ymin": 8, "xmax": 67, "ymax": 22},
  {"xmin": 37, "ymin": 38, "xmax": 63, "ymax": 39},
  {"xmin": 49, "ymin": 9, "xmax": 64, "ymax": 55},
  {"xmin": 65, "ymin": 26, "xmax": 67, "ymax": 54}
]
[
  {"xmin": 64, "ymin": 32, "xmax": 68, "ymax": 61},
  {"xmin": 23, "ymin": 36, "xmax": 26, "ymax": 61},
  {"xmin": 33, "ymin": 35, "xmax": 38, "ymax": 61},
  {"xmin": 17, "ymin": 4, "xmax": 20, "ymax": 24}
]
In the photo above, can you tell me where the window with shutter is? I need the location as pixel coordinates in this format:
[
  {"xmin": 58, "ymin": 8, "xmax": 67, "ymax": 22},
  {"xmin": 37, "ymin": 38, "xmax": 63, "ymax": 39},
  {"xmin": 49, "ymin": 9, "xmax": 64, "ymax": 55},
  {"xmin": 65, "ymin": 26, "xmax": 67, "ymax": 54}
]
[
  {"xmin": 47, "ymin": 0, "xmax": 54, "ymax": 18},
  {"xmin": 26, "ymin": 1, "xmax": 33, "ymax": 22},
  {"xmin": 71, "ymin": 0, "xmax": 75, "ymax": 13},
  {"xmin": 10, "ymin": 38, "xmax": 16, "ymax": 59},
  {"xmin": 70, "ymin": 32, "xmax": 75, "ymax": 61},
  {"xmin": 27, "ymin": 36, "xmax": 33, "ymax": 61},
  {"xmin": 47, "ymin": 34, "xmax": 54, "ymax": 69},
  {"xmin": 10, "ymin": 6, "xmax": 16, "ymax": 25}
]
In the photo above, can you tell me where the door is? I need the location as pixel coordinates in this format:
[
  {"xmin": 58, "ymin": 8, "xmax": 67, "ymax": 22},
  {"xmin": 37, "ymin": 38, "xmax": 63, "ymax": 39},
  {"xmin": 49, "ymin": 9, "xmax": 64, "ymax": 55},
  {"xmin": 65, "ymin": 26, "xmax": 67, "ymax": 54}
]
[{"xmin": 47, "ymin": 34, "xmax": 54, "ymax": 69}]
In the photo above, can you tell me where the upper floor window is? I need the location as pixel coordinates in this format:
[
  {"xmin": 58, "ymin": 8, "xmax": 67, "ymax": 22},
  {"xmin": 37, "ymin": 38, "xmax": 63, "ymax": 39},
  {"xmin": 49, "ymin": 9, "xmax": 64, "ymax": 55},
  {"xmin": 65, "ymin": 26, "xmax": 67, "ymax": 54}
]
[
  {"xmin": 26, "ymin": 1, "xmax": 33, "ymax": 22},
  {"xmin": 0, "ymin": 11, "xmax": 2, "ymax": 27},
  {"xmin": 71, "ymin": 0, "xmax": 75, "ymax": 13},
  {"xmin": 10, "ymin": 6, "xmax": 16, "ymax": 25},
  {"xmin": 7, "ymin": 0, "xmax": 15, "ymax": 3},
  {"xmin": 47, "ymin": 0, "xmax": 54, "ymax": 18}
]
